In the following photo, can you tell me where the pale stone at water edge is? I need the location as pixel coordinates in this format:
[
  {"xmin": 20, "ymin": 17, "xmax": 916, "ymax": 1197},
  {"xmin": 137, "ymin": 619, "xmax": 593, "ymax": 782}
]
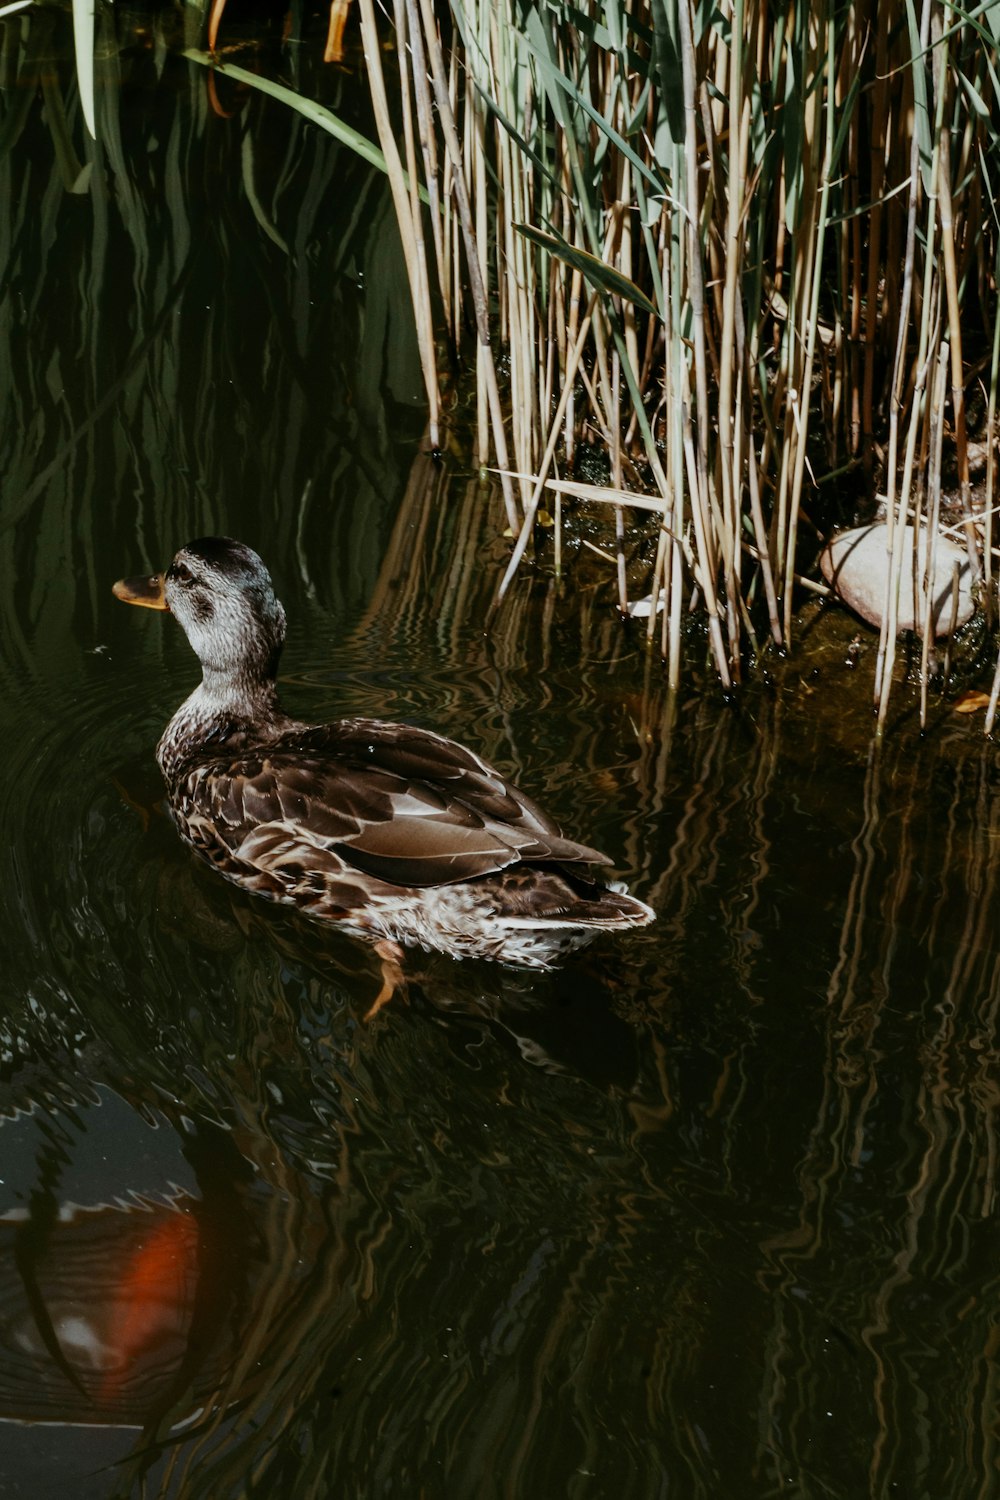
[{"xmin": 819, "ymin": 523, "xmax": 975, "ymax": 636}]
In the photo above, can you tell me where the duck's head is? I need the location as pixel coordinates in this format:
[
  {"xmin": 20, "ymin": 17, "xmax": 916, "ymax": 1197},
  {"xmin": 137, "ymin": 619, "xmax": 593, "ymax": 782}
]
[{"xmin": 114, "ymin": 537, "xmax": 287, "ymax": 684}]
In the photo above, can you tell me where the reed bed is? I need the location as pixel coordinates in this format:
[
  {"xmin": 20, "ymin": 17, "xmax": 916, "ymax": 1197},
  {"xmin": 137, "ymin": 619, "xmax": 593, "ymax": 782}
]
[
  {"xmin": 347, "ymin": 0, "xmax": 1000, "ymax": 722},
  {"xmin": 53, "ymin": 0, "xmax": 1000, "ymax": 721}
]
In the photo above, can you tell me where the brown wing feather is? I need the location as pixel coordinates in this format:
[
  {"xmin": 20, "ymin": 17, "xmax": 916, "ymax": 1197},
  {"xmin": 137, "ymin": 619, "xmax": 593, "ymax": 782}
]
[
  {"xmin": 175, "ymin": 717, "xmax": 610, "ymax": 894},
  {"xmin": 308, "ymin": 718, "xmax": 569, "ymax": 839}
]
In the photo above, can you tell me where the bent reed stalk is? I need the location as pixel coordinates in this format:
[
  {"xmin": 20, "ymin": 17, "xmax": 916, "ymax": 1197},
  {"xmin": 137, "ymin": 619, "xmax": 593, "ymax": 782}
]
[{"xmin": 360, "ymin": 0, "xmax": 1000, "ymax": 718}]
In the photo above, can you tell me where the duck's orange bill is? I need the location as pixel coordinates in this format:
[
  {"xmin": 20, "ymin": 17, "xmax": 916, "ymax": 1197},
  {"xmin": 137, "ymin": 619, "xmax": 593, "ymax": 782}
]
[{"xmin": 113, "ymin": 573, "xmax": 169, "ymax": 610}]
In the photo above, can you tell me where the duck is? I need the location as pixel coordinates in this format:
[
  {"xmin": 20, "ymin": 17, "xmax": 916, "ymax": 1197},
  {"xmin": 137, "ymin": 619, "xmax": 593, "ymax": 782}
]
[{"xmin": 113, "ymin": 537, "xmax": 654, "ymax": 994}]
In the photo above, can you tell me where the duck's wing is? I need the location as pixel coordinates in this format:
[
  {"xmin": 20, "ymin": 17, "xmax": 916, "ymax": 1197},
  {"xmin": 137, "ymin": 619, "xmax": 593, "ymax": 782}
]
[{"xmin": 180, "ymin": 718, "xmax": 611, "ymax": 892}]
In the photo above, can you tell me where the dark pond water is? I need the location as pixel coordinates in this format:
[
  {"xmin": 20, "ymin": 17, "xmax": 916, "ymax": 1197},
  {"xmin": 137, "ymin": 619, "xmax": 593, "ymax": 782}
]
[{"xmin": 1, "ymin": 9, "xmax": 998, "ymax": 1498}]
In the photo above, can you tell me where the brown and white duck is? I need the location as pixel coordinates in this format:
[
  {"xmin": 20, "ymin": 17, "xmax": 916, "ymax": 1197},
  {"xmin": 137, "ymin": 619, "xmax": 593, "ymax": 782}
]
[{"xmin": 113, "ymin": 537, "xmax": 654, "ymax": 990}]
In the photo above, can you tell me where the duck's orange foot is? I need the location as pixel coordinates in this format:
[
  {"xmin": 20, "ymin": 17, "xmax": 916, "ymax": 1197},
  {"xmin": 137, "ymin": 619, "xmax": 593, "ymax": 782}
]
[{"xmin": 364, "ymin": 939, "xmax": 408, "ymax": 1021}]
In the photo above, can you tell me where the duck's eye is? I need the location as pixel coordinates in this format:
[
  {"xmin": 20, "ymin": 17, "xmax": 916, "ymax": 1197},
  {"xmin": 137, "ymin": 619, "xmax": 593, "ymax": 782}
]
[{"xmin": 171, "ymin": 562, "xmax": 195, "ymax": 586}]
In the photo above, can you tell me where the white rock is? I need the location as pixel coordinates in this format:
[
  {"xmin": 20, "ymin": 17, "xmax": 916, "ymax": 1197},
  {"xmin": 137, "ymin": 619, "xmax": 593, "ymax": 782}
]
[{"xmin": 819, "ymin": 523, "xmax": 975, "ymax": 636}]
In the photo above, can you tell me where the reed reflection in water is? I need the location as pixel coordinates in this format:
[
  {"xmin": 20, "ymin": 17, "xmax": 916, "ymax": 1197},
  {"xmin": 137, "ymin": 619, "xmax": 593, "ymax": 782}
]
[{"xmin": 0, "ymin": 6, "xmax": 998, "ymax": 1498}]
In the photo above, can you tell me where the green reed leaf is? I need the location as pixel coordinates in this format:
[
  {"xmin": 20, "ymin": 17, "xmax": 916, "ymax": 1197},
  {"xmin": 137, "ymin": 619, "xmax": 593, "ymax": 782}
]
[
  {"xmin": 184, "ymin": 51, "xmax": 429, "ymax": 204},
  {"xmin": 515, "ymin": 223, "xmax": 660, "ymax": 318}
]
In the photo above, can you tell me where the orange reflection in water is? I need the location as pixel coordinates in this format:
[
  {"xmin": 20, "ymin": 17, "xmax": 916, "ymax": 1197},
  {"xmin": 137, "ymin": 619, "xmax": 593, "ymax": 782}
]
[{"xmin": 98, "ymin": 1209, "xmax": 200, "ymax": 1408}]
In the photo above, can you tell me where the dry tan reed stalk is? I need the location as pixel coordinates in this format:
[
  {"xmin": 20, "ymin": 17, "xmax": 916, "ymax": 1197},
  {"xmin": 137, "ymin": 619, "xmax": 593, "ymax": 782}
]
[
  {"xmin": 984, "ymin": 624, "xmax": 1000, "ymax": 735},
  {"xmin": 781, "ymin": 19, "xmax": 829, "ymax": 644},
  {"xmin": 937, "ymin": 121, "xmax": 979, "ymax": 580},
  {"xmin": 983, "ymin": 258, "xmax": 1000, "ymax": 614},
  {"xmin": 403, "ymin": 0, "xmax": 448, "ymax": 340},
  {"xmin": 841, "ymin": 66, "xmax": 856, "ymax": 460},
  {"xmin": 468, "ymin": 20, "xmax": 489, "ymax": 461},
  {"xmin": 683, "ymin": 398, "xmax": 732, "ymax": 687},
  {"xmin": 875, "ymin": 0, "xmax": 933, "ymax": 730},
  {"xmin": 662, "ymin": 253, "xmax": 685, "ymax": 687},
  {"xmin": 391, "ymin": 0, "xmax": 439, "ymax": 449},
  {"xmin": 920, "ymin": 343, "xmax": 949, "ymax": 729},
  {"xmin": 564, "ymin": 265, "xmax": 583, "ymax": 465},
  {"xmin": 504, "ymin": 86, "xmax": 539, "ymax": 480},
  {"xmin": 869, "ymin": 0, "xmax": 941, "ymax": 732},
  {"xmin": 877, "ymin": 322, "xmax": 938, "ymax": 730},
  {"xmin": 747, "ymin": 425, "xmax": 783, "ymax": 645},
  {"xmin": 612, "ymin": 350, "xmax": 628, "ymax": 613},
  {"xmin": 713, "ymin": 0, "xmax": 745, "ymax": 676},
  {"xmin": 439, "ymin": 58, "xmax": 458, "ymax": 347},
  {"xmin": 862, "ymin": 18, "xmax": 891, "ymax": 484},
  {"xmin": 413, "ymin": 0, "xmax": 519, "ymax": 528},
  {"xmin": 358, "ymin": 0, "xmax": 439, "ymax": 447},
  {"xmin": 491, "ymin": 474, "xmax": 664, "ymax": 512}
]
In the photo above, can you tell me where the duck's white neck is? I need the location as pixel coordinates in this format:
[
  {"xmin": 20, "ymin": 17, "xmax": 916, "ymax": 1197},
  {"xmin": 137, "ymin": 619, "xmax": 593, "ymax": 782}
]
[{"xmin": 156, "ymin": 671, "xmax": 289, "ymax": 782}]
